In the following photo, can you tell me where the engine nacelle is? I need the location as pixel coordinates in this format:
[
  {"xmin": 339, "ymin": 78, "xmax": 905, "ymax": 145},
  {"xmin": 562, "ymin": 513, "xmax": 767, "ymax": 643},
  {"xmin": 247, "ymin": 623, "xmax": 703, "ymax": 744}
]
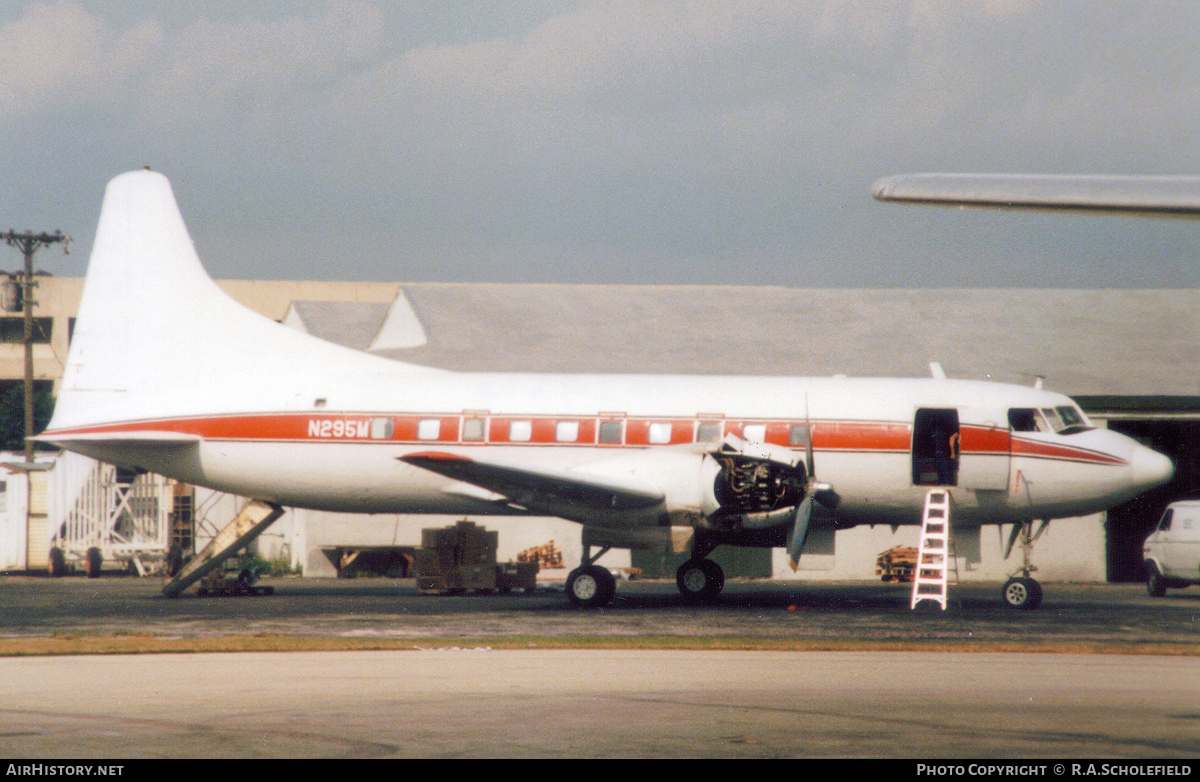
[
  {"xmin": 699, "ymin": 439, "xmax": 807, "ymax": 530},
  {"xmin": 575, "ymin": 436, "xmax": 807, "ymax": 530}
]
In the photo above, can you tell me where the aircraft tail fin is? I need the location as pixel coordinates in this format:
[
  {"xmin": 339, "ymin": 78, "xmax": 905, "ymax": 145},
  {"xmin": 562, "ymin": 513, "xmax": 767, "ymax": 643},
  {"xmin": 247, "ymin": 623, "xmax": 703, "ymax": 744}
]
[{"xmin": 47, "ymin": 169, "xmax": 438, "ymax": 434}]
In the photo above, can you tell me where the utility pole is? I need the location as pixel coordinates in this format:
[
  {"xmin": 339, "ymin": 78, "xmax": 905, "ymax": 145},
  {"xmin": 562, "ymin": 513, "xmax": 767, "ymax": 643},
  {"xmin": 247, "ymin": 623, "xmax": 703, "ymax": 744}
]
[{"xmin": 1, "ymin": 230, "xmax": 68, "ymax": 464}]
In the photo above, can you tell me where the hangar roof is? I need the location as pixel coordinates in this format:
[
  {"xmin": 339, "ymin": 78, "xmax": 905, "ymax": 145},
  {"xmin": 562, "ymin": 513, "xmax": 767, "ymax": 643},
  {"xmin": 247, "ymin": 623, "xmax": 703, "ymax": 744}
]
[
  {"xmin": 283, "ymin": 301, "xmax": 390, "ymax": 352},
  {"xmin": 287, "ymin": 285, "xmax": 1200, "ymax": 398}
]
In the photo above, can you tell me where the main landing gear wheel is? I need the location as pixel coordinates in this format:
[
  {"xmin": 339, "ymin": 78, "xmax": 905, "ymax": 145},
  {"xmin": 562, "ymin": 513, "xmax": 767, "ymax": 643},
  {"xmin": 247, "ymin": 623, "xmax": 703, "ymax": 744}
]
[
  {"xmin": 567, "ymin": 565, "xmax": 616, "ymax": 608},
  {"xmin": 1002, "ymin": 577, "xmax": 1043, "ymax": 610},
  {"xmin": 676, "ymin": 558, "xmax": 725, "ymax": 603}
]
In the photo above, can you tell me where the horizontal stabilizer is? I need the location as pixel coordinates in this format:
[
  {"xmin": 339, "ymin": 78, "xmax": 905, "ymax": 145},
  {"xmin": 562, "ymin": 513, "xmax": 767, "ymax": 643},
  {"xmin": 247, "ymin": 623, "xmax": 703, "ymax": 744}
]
[
  {"xmin": 35, "ymin": 430, "xmax": 203, "ymax": 442},
  {"xmin": 872, "ymin": 174, "xmax": 1200, "ymax": 217},
  {"xmin": 33, "ymin": 431, "xmax": 202, "ymax": 446}
]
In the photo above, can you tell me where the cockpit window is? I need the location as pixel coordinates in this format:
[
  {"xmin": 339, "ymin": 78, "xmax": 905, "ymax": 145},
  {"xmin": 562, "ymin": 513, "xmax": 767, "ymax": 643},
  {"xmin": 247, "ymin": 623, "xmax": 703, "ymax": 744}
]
[
  {"xmin": 1036, "ymin": 405, "xmax": 1093, "ymax": 435},
  {"xmin": 1158, "ymin": 508, "xmax": 1174, "ymax": 532},
  {"xmin": 1010, "ymin": 408, "xmax": 1054, "ymax": 433},
  {"xmin": 1008, "ymin": 409, "xmax": 1039, "ymax": 432},
  {"xmin": 1012, "ymin": 406, "xmax": 1092, "ymax": 435},
  {"xmin": 1056, "ymin": 406, "xmax": 1087, "ymax": 429}
]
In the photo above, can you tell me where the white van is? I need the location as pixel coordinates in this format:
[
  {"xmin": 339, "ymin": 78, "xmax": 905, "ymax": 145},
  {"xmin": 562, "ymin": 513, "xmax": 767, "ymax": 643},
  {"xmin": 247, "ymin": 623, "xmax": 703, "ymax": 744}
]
[{"xmin": 1143, "ymin": 500, "xmax": 1200, "ymax": 596}]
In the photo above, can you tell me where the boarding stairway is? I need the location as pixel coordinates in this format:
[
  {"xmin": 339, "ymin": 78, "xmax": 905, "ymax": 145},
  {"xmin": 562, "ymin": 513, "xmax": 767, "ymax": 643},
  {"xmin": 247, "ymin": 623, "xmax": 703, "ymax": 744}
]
[
  {"xmin": 162, "ymin": 500, "xmax": 285, "ymax": 598},
  {"xmin": 48, "ymin": 454, "xmax": 175, "ymax": 576},
  {"xmin": 910, "ymin": 489, "xmax": 958, "ymax": 611}
]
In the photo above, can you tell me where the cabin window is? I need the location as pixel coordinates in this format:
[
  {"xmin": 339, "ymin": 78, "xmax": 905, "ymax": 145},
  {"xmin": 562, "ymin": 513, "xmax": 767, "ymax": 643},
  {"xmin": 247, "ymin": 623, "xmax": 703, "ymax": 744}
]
[
  {"xmin": 370, "ymin": 417, "xmax": 393, "ymax": 440},
  {"xmin": 510, "ymin": 420, "xmax": 532, "ymax": 442},
  {"xmin": 556, "ymin": 421, "xmax": 579, "ymax": 442},
  {"xmin": 462, "ymin": 418, "xmax": 485, "ymax": 441},
  {"xmin": 599, "ymin": 421, "xmax": 623, "ymax": 444},
  {"xmin": 648, "ymin": 422, "xmax": 672, "ymax": 444},
  {"xmin": 697, "ymin": 422, "xmax": 723, "ymax": 442},
  {"xmin": 743, "ymin": 424, "xmax": 766, "ymax": 443},
  {"xmin": 417, "ymin": 419, "xmax": 441, "ymax": 440},
  {"xmin": 789, "ymin": 424, "xmax": 811, "ymax": 447},
  {"xmin": 1158, "ymin": 509, "xmax": 1174, "ymax": 532}
]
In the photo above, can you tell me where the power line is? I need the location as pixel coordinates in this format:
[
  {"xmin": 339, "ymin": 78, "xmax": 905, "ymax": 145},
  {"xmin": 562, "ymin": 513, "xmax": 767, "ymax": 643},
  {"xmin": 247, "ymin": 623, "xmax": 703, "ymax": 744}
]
[{"xmin": 2, "ymin": 230, "xmax": 69, "ymax": 464}]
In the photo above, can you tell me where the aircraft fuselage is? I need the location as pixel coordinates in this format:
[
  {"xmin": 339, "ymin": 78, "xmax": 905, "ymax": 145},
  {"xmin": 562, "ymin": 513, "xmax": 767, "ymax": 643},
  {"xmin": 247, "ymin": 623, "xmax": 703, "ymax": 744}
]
[{"xmin": 48, "ymin": 372, "xmax": 1170, "ymax": 530}]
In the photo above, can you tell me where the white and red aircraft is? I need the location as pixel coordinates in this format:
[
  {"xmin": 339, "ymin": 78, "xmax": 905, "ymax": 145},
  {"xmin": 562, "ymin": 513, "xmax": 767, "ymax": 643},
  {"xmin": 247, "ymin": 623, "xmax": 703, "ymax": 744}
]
[{"xmin": 39, "ymin": 170, "xmax": 1174, "ymax": 609}]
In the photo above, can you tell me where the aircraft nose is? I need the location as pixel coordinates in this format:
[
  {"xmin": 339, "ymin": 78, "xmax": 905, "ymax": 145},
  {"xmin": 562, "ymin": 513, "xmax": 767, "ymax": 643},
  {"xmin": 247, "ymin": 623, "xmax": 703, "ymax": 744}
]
[{"xmin": 1131, "ymin": 445, "xmax": 1174, "ymax": 491}]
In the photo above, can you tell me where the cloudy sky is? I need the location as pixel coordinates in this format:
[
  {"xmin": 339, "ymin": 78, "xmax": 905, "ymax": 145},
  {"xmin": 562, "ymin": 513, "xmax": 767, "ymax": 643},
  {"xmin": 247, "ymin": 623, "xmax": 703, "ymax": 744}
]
[{"xmin": 2, "ymin": 1, "xmax": 1199, "ymax": 287}]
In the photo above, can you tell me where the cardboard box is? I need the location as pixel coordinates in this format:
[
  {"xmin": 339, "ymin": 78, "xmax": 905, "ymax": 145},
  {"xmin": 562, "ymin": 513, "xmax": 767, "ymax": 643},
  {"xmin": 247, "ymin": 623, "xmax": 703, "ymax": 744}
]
[{"xmin": 417, "ymin": 521, "xmax": 500, "ymax": 593}]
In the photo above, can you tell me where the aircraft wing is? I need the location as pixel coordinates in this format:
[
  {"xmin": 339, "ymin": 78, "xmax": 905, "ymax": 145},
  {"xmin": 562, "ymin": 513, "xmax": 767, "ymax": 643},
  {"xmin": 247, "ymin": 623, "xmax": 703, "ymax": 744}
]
[
  {"xmin": 398, "ymin": 451, "xmax": 665, "ymax": 521},
  {"xmin": 871, "ymin": 174, "xmax": 1200, "ymax": 216}
]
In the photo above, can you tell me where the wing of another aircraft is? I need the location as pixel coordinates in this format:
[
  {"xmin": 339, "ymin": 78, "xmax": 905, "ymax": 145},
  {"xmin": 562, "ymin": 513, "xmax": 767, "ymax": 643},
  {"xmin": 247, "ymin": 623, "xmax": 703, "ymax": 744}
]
[
  {"xmin": 399, "ymin": 452, "xmax": 666, "ymax": 524},
  {"xmin": 872, "ymin": 174, "xmax": 1200, "ymax": 216}
]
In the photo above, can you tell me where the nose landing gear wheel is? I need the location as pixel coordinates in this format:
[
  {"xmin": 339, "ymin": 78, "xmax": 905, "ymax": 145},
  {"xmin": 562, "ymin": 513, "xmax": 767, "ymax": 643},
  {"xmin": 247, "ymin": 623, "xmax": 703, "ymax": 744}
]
[
  {"xmin": 567, "ymin": 565, "xmax": 616, "ymax": 608},
  {"xmin": 676, "ymin": 558, "xmax": 725, "ymax": 603},
  {"xmin": 1002, "ymin": 577, "xmax": 1043, "ymax": 610}
]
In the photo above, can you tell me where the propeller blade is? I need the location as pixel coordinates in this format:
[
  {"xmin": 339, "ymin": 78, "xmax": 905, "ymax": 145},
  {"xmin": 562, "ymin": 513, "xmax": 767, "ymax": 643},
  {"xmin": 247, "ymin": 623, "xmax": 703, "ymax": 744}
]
[
  {"xmin": 804, "ymin": 425, "xmax": 814, "ymax": 475},
  {"xmin": 787, "ymin": 495, "xmax": 814, "ymax": 571},
  {"xmin": 790, "ymin": 410, "xmax": 823, "ymax": 572}
]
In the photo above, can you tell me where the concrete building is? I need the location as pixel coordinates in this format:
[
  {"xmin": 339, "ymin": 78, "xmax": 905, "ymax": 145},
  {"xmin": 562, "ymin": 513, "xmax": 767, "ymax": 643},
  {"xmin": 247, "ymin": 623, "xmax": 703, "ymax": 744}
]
[{"xmin": 6, "ymin": 277, "xmax": 1198, "ymax": 582}]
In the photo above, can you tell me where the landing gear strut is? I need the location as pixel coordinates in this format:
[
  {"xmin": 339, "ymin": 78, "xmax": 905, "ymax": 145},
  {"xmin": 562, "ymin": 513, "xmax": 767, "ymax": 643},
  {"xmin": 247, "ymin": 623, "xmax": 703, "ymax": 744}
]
[
  {"xmin": 1002, "ymin": 520, "xmax": 1048, "ymax": 610},
  {"xmin": 675, "ymin": 537, "xmax": 725, "ymax": 603},
  {"xmin": 566, "ymin": 546, "xmax": 616, "ymax": 608}
]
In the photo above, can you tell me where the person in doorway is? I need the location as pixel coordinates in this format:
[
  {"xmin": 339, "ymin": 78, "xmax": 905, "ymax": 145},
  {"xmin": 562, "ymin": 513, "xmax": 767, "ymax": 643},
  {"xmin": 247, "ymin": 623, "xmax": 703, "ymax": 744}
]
[{"xmin": 933, "ymin": 424, "xmax": 958, "ymax": 485}]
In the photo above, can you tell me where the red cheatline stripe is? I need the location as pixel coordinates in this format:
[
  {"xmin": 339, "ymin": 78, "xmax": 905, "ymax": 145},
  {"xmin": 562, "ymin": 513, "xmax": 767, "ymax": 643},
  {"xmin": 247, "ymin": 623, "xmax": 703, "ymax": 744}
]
[
  {"xmin": 47, "ymin": 414, "xmax": 913, "ymax": 451},
  {"xmin": 1011, "ymin": 437, "xmax": 1126, "ymax": 466},
  {"xmin": 42, "ymin": 414, "xmax": 1125, "ymax": 465}
]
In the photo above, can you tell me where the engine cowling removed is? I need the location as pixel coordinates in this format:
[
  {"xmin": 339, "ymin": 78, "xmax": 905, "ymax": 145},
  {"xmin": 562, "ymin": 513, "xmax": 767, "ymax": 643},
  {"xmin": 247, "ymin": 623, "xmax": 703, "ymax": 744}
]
[
  {"xmin": 711, "ymin": 453, "xmax": 805, "ymax": 519},
  {"xmin": 698, "ymin": 438, "xmax": 808, "ymax": 532},
  {"xmin": 571, "ymin": 436, "xmax": 811, "ymax": 533}
]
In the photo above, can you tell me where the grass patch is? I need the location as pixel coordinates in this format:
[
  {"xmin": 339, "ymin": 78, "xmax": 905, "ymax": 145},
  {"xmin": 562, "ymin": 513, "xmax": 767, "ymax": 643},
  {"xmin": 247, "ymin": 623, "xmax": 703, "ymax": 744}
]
[{"xmin": 0, "ymin": 633, "xmax": 1197, "ymax": 657}]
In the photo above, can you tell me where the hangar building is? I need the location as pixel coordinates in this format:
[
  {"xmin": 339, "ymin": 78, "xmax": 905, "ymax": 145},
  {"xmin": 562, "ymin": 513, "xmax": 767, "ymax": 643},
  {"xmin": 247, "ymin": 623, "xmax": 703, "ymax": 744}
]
[
  {"xmin": 277, "ymin": 285, "xmax": 1200, "ymax": 583},
  {"xmin": 2, "ymin": 277, "xmax": 1196, "ymax": 582}
]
